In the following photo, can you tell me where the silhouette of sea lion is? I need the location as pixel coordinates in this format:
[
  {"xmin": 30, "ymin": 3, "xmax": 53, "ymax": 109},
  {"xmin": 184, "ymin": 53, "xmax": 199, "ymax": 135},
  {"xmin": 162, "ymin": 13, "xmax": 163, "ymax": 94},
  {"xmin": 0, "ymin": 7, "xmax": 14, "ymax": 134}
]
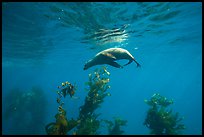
[{"xmin": 84, "ymin": 48, "xmax": 141, "ymax": 70}]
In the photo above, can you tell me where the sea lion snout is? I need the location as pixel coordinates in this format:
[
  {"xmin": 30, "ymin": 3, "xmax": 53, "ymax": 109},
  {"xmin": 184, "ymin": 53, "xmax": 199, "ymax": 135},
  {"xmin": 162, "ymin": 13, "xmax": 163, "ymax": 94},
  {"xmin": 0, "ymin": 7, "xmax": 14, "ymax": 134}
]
[
  {"xmin": 83, "ymin": 64, "xmax": 87, "ymax": 70},
  {"xmin": 84, "ymin": 62, "xmax": 89, "ymax": 70}
]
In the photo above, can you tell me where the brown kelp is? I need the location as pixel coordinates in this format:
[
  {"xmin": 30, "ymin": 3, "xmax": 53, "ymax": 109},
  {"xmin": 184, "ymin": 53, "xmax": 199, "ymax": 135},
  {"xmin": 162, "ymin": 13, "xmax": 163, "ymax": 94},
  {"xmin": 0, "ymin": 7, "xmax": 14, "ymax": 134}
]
[
  {"xmin": 144, "ymin": 93, "xmax": 185, "ymax": 135},
  {"xmin": 45, "ymin": 81, "xmax": 79, "ymax": 135},
  {"xmin": 75, "ymin": 66, "xmax": 111, "ymax": 135},
  {"xmin": 45, "ymin": 106, "xmax": 79, "ymax": 135},
  {"xmin": 45, "ymin": 67, "xmax": 127, "ymax": 135},
  {"xmin": 103, "ymin": 117, "xmax": 127, "ymax": 135}
]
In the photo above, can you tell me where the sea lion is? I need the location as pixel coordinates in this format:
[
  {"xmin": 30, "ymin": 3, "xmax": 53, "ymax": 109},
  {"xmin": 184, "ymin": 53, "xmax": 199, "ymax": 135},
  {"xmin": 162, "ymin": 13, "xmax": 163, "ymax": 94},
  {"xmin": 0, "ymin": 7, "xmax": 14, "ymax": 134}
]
[{"xmin": 84, "ymin": 48, "xmax": 141, "ymax": 70}]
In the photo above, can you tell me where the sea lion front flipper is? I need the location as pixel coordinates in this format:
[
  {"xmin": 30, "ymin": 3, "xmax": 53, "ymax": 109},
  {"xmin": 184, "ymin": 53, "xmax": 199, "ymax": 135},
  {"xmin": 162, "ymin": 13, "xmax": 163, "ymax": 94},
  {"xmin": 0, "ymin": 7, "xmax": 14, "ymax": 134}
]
[
  {"xmin": 123, "ymin": 60, "xmax": 133, "ymax": 66},
  {"xmin": 101, "ymin": 53, "xmax": 116, "ymax": 60},
  {"xmin": 108, "ymin": 61, "xmax": 123, "ymax": 68}
]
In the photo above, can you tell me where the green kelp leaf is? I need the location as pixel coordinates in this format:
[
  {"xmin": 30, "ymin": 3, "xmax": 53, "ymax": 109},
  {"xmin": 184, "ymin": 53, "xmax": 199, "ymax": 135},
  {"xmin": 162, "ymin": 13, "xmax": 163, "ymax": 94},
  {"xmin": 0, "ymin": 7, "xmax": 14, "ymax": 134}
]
[
  {"xmin": 144, "ymin": 99, "xmax": 154, "ymax": 106},
  {"xmin": 84, "ymin": 82, "xmax": 90, "ymax": 85}
]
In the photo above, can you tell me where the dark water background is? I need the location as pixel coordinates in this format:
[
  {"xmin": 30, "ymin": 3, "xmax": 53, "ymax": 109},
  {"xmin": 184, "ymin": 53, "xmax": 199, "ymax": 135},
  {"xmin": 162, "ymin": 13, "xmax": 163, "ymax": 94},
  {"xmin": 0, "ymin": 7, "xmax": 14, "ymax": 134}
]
[{"xmin": 2, "ymin": 2, "xmax": 202, "ymax": 135}]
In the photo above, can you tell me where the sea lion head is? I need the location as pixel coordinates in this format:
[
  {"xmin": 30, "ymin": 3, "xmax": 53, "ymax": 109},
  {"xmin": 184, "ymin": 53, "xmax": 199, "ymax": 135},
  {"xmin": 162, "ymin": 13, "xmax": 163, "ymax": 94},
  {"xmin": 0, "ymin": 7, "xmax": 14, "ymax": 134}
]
[
  {"xmin": 83, "ymin": 61, "xmax": 90, "ymax": 70},
  {"xmin": 84, "ymin": 58, "xmax": 95, "ymax": 70},
  {"xmin": 83, "ymin": 63, "xmax": 88, "ymax": 70}
]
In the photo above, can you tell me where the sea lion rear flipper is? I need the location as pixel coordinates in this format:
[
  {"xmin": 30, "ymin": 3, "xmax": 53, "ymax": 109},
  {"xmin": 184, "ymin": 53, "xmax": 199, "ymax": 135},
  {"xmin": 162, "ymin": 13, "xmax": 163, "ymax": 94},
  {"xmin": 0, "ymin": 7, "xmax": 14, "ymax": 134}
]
[
  {"xmin": 101, "ymin": 53, "xmax": 116, "ymax": 60},
  {"xmin": 109, "ymin": 61, "xmax": 123, "ymax": 68},
  {"xmin": 133, "ymin": 59, "xmax": 141, "ymax": 67}
]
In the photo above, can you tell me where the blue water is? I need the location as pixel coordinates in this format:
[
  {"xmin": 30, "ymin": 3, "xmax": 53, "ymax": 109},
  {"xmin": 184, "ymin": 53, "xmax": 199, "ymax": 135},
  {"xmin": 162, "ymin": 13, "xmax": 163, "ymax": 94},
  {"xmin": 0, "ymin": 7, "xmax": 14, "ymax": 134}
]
[{"xmin": 2, "ymin": 2, "xmax": 202, "ymax": 135}]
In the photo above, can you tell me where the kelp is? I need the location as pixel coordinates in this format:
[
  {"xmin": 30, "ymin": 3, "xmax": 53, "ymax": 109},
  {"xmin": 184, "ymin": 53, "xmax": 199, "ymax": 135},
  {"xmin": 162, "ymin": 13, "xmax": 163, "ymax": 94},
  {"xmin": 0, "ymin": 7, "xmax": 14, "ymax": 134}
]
[
  {"xmin": 144, "ymin": 93, "xmax": 185, "ymax": 135},
  {"xmin": 76, "ymin": 66, "xmax": 111, "ymax": 135}
]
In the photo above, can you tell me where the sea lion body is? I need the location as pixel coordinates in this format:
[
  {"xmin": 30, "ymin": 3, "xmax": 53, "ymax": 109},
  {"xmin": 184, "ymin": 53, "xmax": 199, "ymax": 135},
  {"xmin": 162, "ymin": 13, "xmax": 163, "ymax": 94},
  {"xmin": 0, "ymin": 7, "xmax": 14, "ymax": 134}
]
[{"xmin": 84, "ymin": 48, "xmax": 141, "ymax": 70}]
